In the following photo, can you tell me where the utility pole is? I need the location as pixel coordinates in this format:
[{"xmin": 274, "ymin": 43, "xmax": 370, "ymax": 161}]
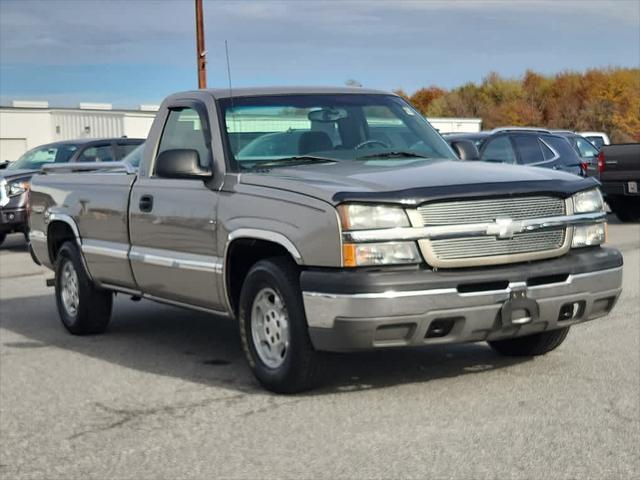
[{"xmin": 195, "ymin": 0, "xmax": 207, "ymax": 89}]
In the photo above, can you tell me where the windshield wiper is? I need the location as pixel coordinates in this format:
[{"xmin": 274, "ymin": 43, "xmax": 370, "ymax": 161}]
[
  {"xmin": 356, "ymin": 151, "xmax": 431, "ymax": 160},
  {"xmin": 245, "ymin": 155, "xmax": 337, "ymax": 169}
]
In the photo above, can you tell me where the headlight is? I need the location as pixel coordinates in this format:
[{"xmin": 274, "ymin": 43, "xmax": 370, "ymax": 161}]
[
  {"xmin": 343, "ymin": 241, "xmax": 420, "ymax": 267},
  {"xmin": 338, "ymin": 204, "xmax": 409, "ymax": 230},
  {"xmin": 8, "ymin": 180, "xmax": 29, "ymax": 197},
  {"xmin": 572, "ymin": 223, "xmax": 606, "ymax": 248},
  {"xmin": 572, "ymin": 188, "xmax": 604, "ymax": 213},
  {"xmin": 338, "ymin": 204, "xmax": 421, "ymax": 266}
]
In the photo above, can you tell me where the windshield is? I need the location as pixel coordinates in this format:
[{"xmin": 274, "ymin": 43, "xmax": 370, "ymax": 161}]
[
  {"xmin": 219, "ymin": 94, "xmax": 456, "ymax": 170},
  {"xmin": 584, "ymin": 136, "xmax": 604, "ymax": 150},
  {"xmin": 572, "ymin": 135, "xmax": 599, "ymax": 158},
  {"xmin": 8, "ymin": 144, "xmax": 78, "ymax": 170}
]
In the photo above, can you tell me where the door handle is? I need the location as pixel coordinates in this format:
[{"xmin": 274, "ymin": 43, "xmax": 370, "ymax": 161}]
[{"xmin": 139, "ymin": 195, "xmax": 154, "ymax": 213}]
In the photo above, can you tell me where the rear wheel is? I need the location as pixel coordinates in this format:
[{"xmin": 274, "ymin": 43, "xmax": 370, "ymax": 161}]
[
  {"xmin": 488, "ymin": 327, "xmax": 570, "ymax": 356},
  {"xmin": 0, "ymin": 233, "xmax": 6, "ymax": 247},
  {"xmin": 238, "ymin": 257, "xmax": 325, "ymax": 393},
  {"xmin": 55, "ymin": 242, "xmax": 113, "ymax": 335}
]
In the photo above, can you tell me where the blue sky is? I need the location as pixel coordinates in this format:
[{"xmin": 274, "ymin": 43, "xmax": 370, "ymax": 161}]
[{"xmin": 0, "ymin": 0, "xmax": 638, "ymax": 108}]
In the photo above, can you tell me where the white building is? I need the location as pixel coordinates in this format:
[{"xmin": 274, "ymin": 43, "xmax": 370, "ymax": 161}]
[
  {"xmin": 0, "ymin": 100, "xmax": 481, "ymax": 161},
  {"xmin": 427, "ymin": 117, "xmax": 482, "ymax": 134},
  {"xmin": 0, "ymin": 101, "xmax": 159, "ymax": 161}
]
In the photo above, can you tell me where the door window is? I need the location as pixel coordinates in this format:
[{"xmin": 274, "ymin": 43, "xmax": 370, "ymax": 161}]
[
  {"xmin": 513, "ymin": 135, "xmax": 544, "ymax": 164},
  {"xmin": 540, "ymin": 140, "xmax": 557, "ymax": 161},
  {"xmin": 544, "ymin": 136, "xmax": 582, "ymax": 166},
  {"xmin": 480, "ymin": 136, "xmax": 516, "ymax": 163},
  {"xmin": 157, "ymin": 107, "xmax": 210, "ymax": 169},
  {"xmin": 77, "ymin": 145, "xmax": 114, "ymax": 162}
]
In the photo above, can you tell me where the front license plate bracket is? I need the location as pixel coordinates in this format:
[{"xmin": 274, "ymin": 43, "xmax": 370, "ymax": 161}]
[{"xmin": 500, "ymin": 286, "xmax": 539, "ymax": 327}]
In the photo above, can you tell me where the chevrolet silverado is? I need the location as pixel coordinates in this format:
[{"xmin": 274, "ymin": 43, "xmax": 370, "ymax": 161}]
[{"xmin": 28, "ymin": 87, "xmax": 623, "ymax": 392}]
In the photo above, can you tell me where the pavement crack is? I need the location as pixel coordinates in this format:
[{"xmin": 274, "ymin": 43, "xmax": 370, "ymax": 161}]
[
  {"xmin": 68, "ymin": 393, "xmax": 247, "ymax": 440},
  {"xmin": 240, "ymin": 397, "xmax": 303, "ymax": 418},
  {"xmin": 605, "ymin": 398, "xmax": 638, "ymax": 424}
]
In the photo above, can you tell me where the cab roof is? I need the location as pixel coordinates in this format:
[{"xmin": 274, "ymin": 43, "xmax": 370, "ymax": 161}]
[{"xmin": 177, "ymin": 86, "xmax": 392, "ymax": 100}]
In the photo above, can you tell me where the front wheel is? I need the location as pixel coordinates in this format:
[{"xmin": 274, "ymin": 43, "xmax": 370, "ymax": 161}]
[
  {"xmin": 55, "ymin": 242, "xmax": 113, "ymax": 335},
  {"xmin": 238, "ymin": 257, "xmax": 325, "ymax": 393},
  {"xmin": 488, "ymin": 327, "xmax": 570, "ymax": 356}
]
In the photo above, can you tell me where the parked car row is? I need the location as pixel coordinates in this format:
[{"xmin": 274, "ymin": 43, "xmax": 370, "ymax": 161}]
[
  {"xmin": 442, "ymin": 127, "xmax": 638, "ymax": 223},
  {"xmin": 0, "ymin": 138, "xmax": 144, "ymax": 246}
]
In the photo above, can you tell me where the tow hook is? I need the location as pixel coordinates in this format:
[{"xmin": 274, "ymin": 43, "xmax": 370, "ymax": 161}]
[{"xmin": 500, "ymin": 283, "xmax": 539, "ymax": 327}]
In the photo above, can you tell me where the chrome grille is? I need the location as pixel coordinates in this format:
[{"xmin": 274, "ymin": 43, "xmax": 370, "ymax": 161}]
[
  {"xmin": 418, "ymin": 196, "xmax": 566, "ymax": 225},
  {"xmin": 429, "ymin": 228, "xmax": 566, "ymax": 259},
  {"xmin": 416, "ymin": 196, "xmax": 569, "ymax": 267}
]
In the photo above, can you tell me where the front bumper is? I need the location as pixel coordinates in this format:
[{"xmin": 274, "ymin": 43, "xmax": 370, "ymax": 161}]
[
  {"xmin": 301, "ymin": 248, "xmax": 623, "ymax": 352},
  {"xmin": 0, "ymin": 207, "xmax": 28, "ymax": 234}
]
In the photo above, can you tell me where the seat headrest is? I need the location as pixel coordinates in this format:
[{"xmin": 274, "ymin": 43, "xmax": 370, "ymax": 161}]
[{"xmin": 298, "ymin": 131, "xmax": 333, "ymax": 154}]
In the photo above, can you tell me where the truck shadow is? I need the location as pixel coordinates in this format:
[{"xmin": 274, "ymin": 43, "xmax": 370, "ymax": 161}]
[
  {"xmin": 0, "ymin": 233, "xmax": 28, "ymax": 251},
  {"xmin": 0, "ymin": 294, "xmax": 532, "ymax": 395}
]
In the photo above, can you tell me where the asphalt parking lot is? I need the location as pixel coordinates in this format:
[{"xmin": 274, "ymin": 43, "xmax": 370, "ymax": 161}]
[{"xmin": 0, "ymin": 218, "xmax": 638, "ymax": 480}]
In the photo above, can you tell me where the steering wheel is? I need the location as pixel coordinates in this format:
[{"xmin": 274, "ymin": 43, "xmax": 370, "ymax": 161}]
[{"xmin": 355, "ymin": 139, "xmax": 390, "ymax": 150}]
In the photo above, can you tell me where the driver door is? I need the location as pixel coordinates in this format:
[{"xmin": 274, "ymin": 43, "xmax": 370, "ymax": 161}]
[{"xmin": 129, "ymin": 101, "xmax": 224, "ymax": 310}]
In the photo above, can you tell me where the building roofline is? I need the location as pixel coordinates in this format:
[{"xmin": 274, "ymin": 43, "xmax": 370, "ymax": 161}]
[{"xmin": 0, "ymin": 105, "xmax": 158, "ymax": 114}]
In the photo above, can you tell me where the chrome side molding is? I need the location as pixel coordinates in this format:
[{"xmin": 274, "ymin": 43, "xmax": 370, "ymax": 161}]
[{"xmin": 129, "ymin": 246, "xmax": 223, "ymax": 274}]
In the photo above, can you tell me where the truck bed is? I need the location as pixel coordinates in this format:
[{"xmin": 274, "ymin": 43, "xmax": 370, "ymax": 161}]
[{"xmin": 29, "ymin": 167, "xmax": 138, "ymax": 288}]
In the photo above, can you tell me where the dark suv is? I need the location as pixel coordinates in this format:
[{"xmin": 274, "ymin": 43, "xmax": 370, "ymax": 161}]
[
  {"xmin": 0, "ymin": 138, "xmax": 143, "ymax": 246},
  {"xmin": 477, "ymin": 129, "xmax": 585, "ymax": 176}
]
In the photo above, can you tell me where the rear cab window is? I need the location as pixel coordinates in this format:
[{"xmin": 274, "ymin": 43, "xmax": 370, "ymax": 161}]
[
  {"xmin": 77, "ymin": 144, "xmax": 114, "ymax": 162},
  {"xmin": 116, "ymin": 142, "xmax": 143, "ymax": 160}
]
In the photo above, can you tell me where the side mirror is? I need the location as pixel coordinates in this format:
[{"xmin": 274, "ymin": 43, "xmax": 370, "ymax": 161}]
[
  {"xmin": 450, "ymin": 140, "xmax": 480, "ymax": 161},
  {"xmin": 155, "ymin": 149, "xmax": 211, "ymax": 179},
  {"xmin": 0, "ymin": 161, "xmax": 9, "ymax": 169}
]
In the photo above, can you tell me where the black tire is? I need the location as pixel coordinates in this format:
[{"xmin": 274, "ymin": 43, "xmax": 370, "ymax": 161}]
[
  {"xmin": 54, "ymin": 241, "xmax": 113, "ymax": 335},
  {"xmin": 238, "ymin": 257, "xmax": 325, "ymax": 393},
  {"xmin": 488, "ymin": 327, "xmax": 570, "ymax": 356},
  {"xmin": 0, "ymin": 233, "xmax": 6, "ymax": 247}
]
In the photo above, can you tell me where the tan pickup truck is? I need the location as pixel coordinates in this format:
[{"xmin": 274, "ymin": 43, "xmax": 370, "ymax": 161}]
[{"xmin": 28, "ymin": 87, "xmax": 623, "ymax": 392}]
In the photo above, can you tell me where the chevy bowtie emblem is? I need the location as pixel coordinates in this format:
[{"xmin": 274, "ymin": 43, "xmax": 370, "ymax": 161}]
[{"xmin": 488, "ymin": 217, "xmax": 520, "ymax": 240}]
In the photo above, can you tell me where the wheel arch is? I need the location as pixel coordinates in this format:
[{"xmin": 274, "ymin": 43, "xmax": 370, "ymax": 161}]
[
  {"xmin": 224, "ymin": 230, "xmax": 303, "ymax": 318},
  {"xmin": 46, "ymin": 214, "xmax": 93, "ymax": 281}
]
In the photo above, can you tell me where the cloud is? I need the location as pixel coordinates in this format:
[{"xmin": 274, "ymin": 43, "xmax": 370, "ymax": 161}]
[
  {"xmin": 0, "ymin": 0, "xmax": 637, "ymax": 102},
  {"xmin": 1, "ymin": 0, "xmax": 637, "ymax": 65}
]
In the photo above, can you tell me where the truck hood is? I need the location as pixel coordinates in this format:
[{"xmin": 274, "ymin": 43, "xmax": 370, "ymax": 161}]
[
  {"xmin": 0, "ymin": 169, "xmax": 38, "ymax": 182},
  {"xmin": 239, "ymin": 158, "xmax": 599, "ymax": 205}
]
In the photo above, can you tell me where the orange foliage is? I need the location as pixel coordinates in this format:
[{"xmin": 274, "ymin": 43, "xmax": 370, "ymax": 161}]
[{"xmin": 404, "ymin": 68, "xmax": 640, "ymax": 142}]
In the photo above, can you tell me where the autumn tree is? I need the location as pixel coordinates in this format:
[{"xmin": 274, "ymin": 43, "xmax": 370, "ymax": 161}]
[
  {"xmin": 402, "ymin": 68, "xmax": 640, "ymax": 142},
  {"xmin": 409, "ymin": 87, "xmax": 446, "ymax": 114}
]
